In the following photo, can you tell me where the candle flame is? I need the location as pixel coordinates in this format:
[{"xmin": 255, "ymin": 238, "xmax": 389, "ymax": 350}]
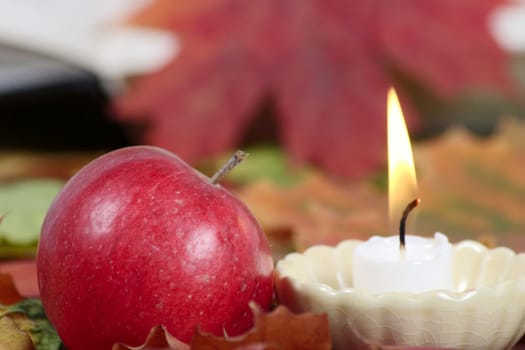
[{"xmin": 387, "ymin": 87, "xmax": 417, "ymax": 229}]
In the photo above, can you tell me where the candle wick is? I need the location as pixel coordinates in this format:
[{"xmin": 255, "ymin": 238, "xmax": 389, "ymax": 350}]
[{"xmin": 399, "ymin": 198, "xmax": 421, "ymax": 250}]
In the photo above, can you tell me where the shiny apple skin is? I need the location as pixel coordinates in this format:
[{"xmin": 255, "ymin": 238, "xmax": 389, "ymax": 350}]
[{"xmin": 37, "ymin": 146, "xmax": 274, "ymax": 350}]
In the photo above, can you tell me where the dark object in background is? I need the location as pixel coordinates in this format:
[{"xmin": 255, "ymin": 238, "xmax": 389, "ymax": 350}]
[{"xmin": 0, "ymin": 45, "xmax": 130, "ymax": 150}]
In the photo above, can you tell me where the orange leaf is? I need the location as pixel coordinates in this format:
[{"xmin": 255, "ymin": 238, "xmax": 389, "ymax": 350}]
[
  {"xmin": 0, "ymin": 261, "xmax": 38, "ymax": 297},
  {"xmin": 236, "ymin": 174, "xmax": 386, "ymax": 253},
  {"xmin": 236, "ymin": 118, "xmax": 525, "ymax": 254},
  {"xmin": 0, "ymin": 273, "xmax": 24, "ymax": 305}
]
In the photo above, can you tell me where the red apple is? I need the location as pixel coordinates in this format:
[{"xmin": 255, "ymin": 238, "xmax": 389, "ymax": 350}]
[{"xmin": 36, "ymin": 146, "xmax": 274, "ymax": 350}]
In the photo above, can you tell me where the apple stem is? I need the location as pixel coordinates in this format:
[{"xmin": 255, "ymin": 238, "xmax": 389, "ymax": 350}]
[{"xmin": 210, "ymin": 150, "xmax": 249, "ymax": 184}]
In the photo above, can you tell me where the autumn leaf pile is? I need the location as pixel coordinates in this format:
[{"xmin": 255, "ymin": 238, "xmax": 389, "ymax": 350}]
[
  {"xmin": 234, "ymin": 118, "xmax": 525, "ymax": 256},
  {"xmin": 114, "ymin": 0, "xmax": 514, "ymax": 178},
  {"xmin": 114, "ymin": 305, "xmax": 331, "ymax": 350}
]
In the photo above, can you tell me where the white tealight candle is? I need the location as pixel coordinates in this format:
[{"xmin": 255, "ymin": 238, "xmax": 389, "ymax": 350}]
[{"xmin": 352, "ymin": 232, "xmax": 453, "ymax": 293}]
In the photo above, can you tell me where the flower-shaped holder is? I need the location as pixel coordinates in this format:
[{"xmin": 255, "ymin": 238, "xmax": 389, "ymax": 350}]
[{"xmin": 275, "ymin": 240, "xmax": 525, "ymax": 350}]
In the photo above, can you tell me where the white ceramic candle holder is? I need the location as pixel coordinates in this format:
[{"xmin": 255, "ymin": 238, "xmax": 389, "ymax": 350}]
[{"xmin": 275, "ymin": 239, "xmax": 525, "ymax": 350}]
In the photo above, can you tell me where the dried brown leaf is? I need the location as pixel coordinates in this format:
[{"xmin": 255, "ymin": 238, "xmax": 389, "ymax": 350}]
[
  {"xmin": 0, "ymin": 314, "xmax": 35, "ymax": 350},
  {"xmin": 0, "ymin": 151, "xmax": 99, "ymax": 181},
  {"xmin": 191, "ymin": 305, "xmax": 331, "ymax": 350},
  {"xmin": 112, "ymin": 325, "xmax": 189, "ymax": 350}
]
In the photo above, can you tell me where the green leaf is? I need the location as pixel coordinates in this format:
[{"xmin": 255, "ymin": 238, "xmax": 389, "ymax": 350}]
[
  {"xmin": 9, "ymin": 299, "xmax": 63, "ymax": 350},
  {"xmin": 0, "ymin": 179, "xmax": 64, "ymax": 247}
]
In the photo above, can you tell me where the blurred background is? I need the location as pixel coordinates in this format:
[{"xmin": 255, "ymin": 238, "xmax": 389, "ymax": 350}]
[
  {"xmin": 1, "ymin": 3, "xmax": 525, "ymax": 349},
  {"xmin": 0, "ymin": 0, "xmax": 174, "ymax": 151},
  {"xmin": 0, "ymin": 0, "xmax": 525, "ymax": 267},
  {"xmin": 0, "ymin": 1, "xmax": 523, "ymax": 155}
]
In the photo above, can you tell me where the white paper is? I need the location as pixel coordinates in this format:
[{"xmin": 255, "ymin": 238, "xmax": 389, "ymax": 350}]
[{"xmin": 0, "ymin": 0, "xmax": 179, "ymax": 81}]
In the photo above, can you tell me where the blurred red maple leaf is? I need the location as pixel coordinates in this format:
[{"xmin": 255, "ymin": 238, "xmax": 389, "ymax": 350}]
[{"xmin": 114, "ymin": 0, "xmax": 512, "ymax": 178}]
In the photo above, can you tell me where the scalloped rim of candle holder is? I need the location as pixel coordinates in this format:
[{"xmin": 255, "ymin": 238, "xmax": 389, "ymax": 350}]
[{"xmin": 275, "ymin": 239, "xmax": 525, "ymax": 350}]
